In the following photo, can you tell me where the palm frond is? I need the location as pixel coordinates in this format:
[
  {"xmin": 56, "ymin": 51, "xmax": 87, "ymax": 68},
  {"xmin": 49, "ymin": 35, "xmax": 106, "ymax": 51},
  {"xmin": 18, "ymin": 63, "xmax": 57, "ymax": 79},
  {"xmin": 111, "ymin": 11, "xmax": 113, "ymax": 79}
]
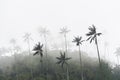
[
  {"xmin": 86, "ymin": 25, "xmax": 102, "ymax": 44},
  {"xmin": 56, "ymin": 57, "xmax": 62, "ymax": 60},
  {"xmin": 90, "ymin": 38, "xmax": 93, "ymax": 43},
  {"xmin": 72, "ymin": 36, "xmax": 84, "ymax": 46},
  {"xmin": 65, "ymin": 57, "xmax": 71, "ymax": 60},
  {"xmin": 56, "ymin": 60, "xmax": 62, "ymax": 64},
  {"xmin": 60, "ymin": 27, "xmax": 70, "ymax": 34},
  {"xmin": 56, "ymin": 52, "xmax": 71, "ymax": 69},
  {"xmin": 86, "ymin": 36, "xmax": 92, "ymax": 41},
  {"xmin": 33, "ymin": 42, "xmax": 43, "ymax": 58},
  {"xmin": 33, "ymin": 51, "xmax": 39, "ymax": 56},
  {"xmin": 97, "ymin": 33, "xmax": 102, "ymax": 36},
  {"xmin": 86, "ymin": 25, "xmax": 96, "ymax": 36}
]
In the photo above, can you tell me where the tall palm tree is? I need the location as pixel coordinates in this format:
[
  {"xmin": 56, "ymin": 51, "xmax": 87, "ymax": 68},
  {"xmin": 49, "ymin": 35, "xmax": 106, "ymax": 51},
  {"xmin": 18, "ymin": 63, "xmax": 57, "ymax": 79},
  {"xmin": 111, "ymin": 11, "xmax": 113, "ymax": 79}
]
[
  {"xmin": 60, "ymin": 27, "xmax": 70, "ymax": 54},
  {"xmin": 56, "ymin": 52, "xmax": 71, "ymax": 80},
  {"xmin": 23, "ymin": 33, "xmax": 34, "ymax": 80},
  {"xmin": 9, "ymin": 38, "xmax": 19, "ymax": 80},
  {"xmin": 38, "ymin": 27, "xmax": 49, "ymax": 80},
  {"xmin": 33, "ymin": 42, "xmax": 44, "ymax": 78},
  {"xmin": 23, "ymin": 33, "xmax": 33, "ymax": 55},
  {"xmin": 72, "ymin": 36, "xmax": 84, "ymax": 80},
  {"xmin": 86, "ymin": 25, "xmax": 102, "ymax": 66}
]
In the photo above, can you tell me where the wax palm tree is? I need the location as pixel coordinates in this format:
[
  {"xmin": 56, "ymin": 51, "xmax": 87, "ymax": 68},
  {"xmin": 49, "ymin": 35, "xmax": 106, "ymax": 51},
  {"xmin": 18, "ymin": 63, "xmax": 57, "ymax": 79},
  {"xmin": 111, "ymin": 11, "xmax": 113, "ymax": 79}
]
[
  {"xmin": 72, "ymin": 36, "xmax": 84, "ymax": 80},
  {"xmin": 56, "ymin": 52, "xmax": 71, "ymax": 80},
  {"xmin": 23, "ymin": 33, "xmax": 33, "ymax": 55},
  {"xmin": 86, "ymin": 25, "xmax": 102, "ymax": 66},
  {"xmin": 33, "ymin": 42, "xmax": 43, "ymax": 62},
  {"xmin": 33, "ymin": 42, "xmax": 44, "ymax": 78},
  {"xmin": 60, "ymin": 27, "xmax": 70, "ymax": 53},
  {"xmin": 23, "ymin": 33, "xmax": 34, "ymax": 80},
  {"xmin": 9, "ymin": 38, "xmax": 19, "ymax": 80},
  {"xmin": 38, "ymin": 27, "xmax": 49, "ymax": 80}
]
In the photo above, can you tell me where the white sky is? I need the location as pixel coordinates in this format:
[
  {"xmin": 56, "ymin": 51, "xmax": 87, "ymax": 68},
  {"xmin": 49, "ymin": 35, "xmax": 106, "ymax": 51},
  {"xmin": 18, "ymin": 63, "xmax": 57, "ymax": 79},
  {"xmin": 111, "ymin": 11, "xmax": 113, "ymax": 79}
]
[{"xmin": 0, "ymin": 0, "xmax": 120, "ymax": 64}]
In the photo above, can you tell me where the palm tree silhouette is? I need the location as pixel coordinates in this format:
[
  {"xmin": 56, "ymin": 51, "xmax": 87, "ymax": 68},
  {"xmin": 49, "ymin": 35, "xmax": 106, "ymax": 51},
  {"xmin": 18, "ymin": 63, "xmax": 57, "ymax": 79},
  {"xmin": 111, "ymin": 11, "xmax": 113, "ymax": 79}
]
[
  {"xmin": 60, "ymin": 27, "xmax": 70, "ymax": 54},
  {"xmin": 23, "ymin": 33, "xmax": 33, "ymax": 55},
  {"xmin": 72, "ymin": 36, "xmax": 84, "ymax": 80},
  {"xmin": 86, "ymin": 24, "xmax": 102, "ymax": 69},
  {"xmin": 56, "ymin": 52, "xmax": 71, "ymax": 80},
  {"xmin": 33, "ymin": 42, "xmax": 43, "ymax": 62}
]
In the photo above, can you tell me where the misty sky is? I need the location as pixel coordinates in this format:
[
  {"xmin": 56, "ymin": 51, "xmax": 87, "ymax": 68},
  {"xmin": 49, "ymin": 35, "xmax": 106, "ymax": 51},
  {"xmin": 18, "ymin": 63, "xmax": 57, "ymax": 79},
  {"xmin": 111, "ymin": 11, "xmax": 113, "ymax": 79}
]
[{"xmin": 0, "ymin": 0, "xmax": 120, "ymax": 64}]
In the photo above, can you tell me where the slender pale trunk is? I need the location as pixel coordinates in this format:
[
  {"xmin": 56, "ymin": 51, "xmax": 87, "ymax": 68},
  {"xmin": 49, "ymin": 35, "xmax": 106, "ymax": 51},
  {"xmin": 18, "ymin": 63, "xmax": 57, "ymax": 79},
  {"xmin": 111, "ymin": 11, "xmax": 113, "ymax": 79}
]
[
  {"xmin": 64, "ymin": 34, "xmax": 67, "ymax": 54},
  {"xmin": 64, "ymin": 34, "xmax": 69, "ymax": 80},
  {"xmin": 78, "ymin": 45, "xmax": 84, "ymax": 80},
  {"xmin": 44, "ymin": 35, "xmax": 48, "ymax": 60},
  {"xmin": 104, "ymin": 44, "xmax": 106, "ymax": 60},
  {"xmin": 15, "ymin": 56, "xmax": 19, "ymax": 80},
  {"xmin": 66, "ymin": 64, "xmax": 69, "ymax": 80},
  {"xmin": 28, "ymin": 39, "xmax": 31, "ymax": 55},
  {"xmin": 117, "ymin": 56, "xmax": 119, "ymax": 65},
  {"xmin": 13, "ymin": 45, "xmax": 19, "ymax": 80},
  {"xmin": 44, "ymin": 35, "xmax": 48, "ymax": 80},
  {"xmin": 27, "ymin": 39, "xmax": 34, "ymax": 80},
  {"xmin": 40, "ymin": 55, "xmax": 43, "ymax": 73},
  {"xmin": 95, "ymin": 37, "xmax": 101, "ymax": 67},
  {"xmin": 95, "ymin": 37, "xmax": 103, "ymax": 80}
]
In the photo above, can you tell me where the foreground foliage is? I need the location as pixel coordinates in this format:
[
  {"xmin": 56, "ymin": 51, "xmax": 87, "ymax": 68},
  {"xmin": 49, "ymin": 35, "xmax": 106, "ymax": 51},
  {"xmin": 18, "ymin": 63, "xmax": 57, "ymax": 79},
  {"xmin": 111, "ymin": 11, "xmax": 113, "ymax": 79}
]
[{"xmin": 0, "ymin": 50, "xmax": 118, "ymax": 80}]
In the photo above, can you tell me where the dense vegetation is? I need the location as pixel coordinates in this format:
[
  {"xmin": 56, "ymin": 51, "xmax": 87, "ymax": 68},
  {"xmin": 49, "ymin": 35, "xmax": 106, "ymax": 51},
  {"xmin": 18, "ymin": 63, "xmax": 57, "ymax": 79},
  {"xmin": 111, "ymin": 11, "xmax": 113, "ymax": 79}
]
[{"xmin": 0, "ymin": 50, "xmax": 118, "ymax": 80}]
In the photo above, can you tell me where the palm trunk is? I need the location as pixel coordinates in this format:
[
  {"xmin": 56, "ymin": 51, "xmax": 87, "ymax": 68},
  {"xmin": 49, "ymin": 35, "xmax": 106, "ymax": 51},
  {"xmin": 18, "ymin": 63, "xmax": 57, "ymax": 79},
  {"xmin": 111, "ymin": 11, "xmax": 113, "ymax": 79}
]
[
  {"xmin": 78, "ymin": 45, "xmax": 84, "ymax": 80},
  {"xmin": 44, "ymin": 35, "xmax": 48, "ymax": 59},
  {"xmin": 44, "ymin": 35, "xmax": 48, "ymax": 80},
  {"xmin": 30, "ymin": 68, "xmax": 34, "ymax": 80},
  {"xmin": 13, "ymin": 50, "xmax": 19, "ymax": 80},
  {"xmin": 28, "ymin": 39, "xmax": 34, "ymax": 80},
  {"xmin": 64, "ymin": 34, "xmax": 67, "ymax": 54},
  {"xmin": 30, "ymin": 61, "xmax": 34, "ymax": 80},
  {"xmin": 28, "ymin": 39, "xmax": 31, "ymax": 55},
  {"xmin": 40, "ymin": 55, "xmax": 43, "ymax": 74},
  {"xmin": 95, "ymin": 37, "xmax": 103, "ymax": 80},
  {"xmin": 66, "ymin": 65, "xmax": 69, "ymax": 80},
  {"xmin": 117, "ymin": 56, "xmax": 119, "ymax": 65},
  {"xmin": 95, "ymin": 37, "xmax": 101, "ymax": 67},
  {"xmin": 64, "ymin": 34, "xmax": 69, "ymax": 80},
  {"xmin": 104, "ymin": 44, "xmax": 106, "ymax": 60}
]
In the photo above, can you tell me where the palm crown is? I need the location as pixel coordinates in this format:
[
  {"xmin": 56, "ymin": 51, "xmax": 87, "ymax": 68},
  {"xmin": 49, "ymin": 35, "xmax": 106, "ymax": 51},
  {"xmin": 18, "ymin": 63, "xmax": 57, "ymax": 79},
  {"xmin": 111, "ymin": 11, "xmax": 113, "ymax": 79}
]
[
  {"xmin": 33, "ymin": 42, "xmax": 43, "ymax": 57},
  {"xmin": 86, "ymin": 25, "xmax": 102, "ymax": 43},
  {"xmin": 38, "ymin": 27, "xmax": 49, "ymax": 36},
  {"xmin": 72, "ymin": 36, "xmax": 84, "ymax": 46},
  {"xmin": 60, "ymin": 27, "xmax": 70, "ymax": 35},
  {"xmin": 23, "ymin": 33, "xmax": 32, "ymax": 42},
  {"xmin": 56, "ymin": 52, "xmax": 71, "ymax": 68}
]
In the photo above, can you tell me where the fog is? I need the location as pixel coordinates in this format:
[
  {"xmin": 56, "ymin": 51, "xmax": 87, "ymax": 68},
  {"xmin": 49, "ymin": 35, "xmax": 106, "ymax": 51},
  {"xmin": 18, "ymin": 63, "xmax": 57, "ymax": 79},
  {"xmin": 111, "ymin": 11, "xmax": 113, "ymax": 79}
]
[{"xmin": 0, "ymin": 0, "xmax": 120, "ymax": 80}]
